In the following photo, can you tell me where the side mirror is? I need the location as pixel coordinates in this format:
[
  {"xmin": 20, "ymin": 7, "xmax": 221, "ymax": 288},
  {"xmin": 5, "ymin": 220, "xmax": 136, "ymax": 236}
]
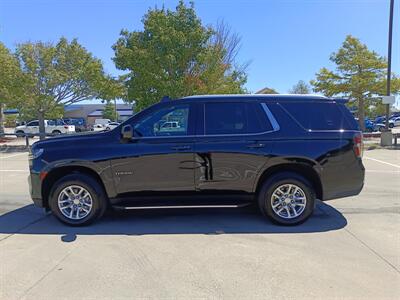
[{"xmin": 121, "ymin": 124, "xmax": 133, "ymax": 140}]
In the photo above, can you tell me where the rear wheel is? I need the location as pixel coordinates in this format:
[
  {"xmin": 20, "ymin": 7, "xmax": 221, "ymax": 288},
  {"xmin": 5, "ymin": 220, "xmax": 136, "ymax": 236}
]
[
  {"xmin": 49, "ymin": 174, "xmax": 107, "ymax": 226},
  {"xmin": 52, "ymin": 130, "xmax": 61, "ymax": 135},
  {"xmin": 258, "ymin": 172, "xmax": 315, "ymax": 225}
]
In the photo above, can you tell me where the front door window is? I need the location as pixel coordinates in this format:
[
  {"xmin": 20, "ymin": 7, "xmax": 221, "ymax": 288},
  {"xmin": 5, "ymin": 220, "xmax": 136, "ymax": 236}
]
[{"xmin": 134, "ymin": 105, "xmax": 190, "ymax": 137}]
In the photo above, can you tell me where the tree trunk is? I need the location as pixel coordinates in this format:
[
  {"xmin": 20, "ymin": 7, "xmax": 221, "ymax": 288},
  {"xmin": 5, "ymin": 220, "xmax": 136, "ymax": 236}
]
[
  {"xmin": 0, "ymin": 103, "xmax": 4, "ymax": 135},
  {"xmin": 358, "ymin": 97, "xmax": 366, "ymax": 132},
  {"xmin": 38, "ymin": 110, "xmax": 46, "ymax": 140}
]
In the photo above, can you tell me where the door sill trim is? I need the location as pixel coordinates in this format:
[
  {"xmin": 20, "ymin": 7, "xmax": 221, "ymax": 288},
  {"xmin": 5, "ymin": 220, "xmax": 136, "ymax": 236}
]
[{"xmin": 112, "ymin": 203, "xmax": 251, "ymax": 210}]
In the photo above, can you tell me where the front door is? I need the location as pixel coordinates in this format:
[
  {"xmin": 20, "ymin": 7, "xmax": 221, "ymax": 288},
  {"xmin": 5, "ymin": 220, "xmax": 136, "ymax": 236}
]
[
  {"xmin": 111, "ymin": 103, "xmax": 196, "ymax": 195},
  {"xmin": 26, "ymin": 120, "xmax": 39, "ymax": 134}
]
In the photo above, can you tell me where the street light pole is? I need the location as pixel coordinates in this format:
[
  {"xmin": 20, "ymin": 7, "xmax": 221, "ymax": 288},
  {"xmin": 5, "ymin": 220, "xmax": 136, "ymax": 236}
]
[
  {"xmin": 114, "ymin": 99, "xmax": 118, "ymax": 122},
  {"xmin": 385, "ymin": 0, "xmax": 394, "ymax": 130}
]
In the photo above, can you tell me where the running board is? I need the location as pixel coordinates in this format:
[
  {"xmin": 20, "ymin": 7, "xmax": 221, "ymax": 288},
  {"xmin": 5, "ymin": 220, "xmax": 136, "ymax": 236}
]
[{"xmin": 112, "ymin": 203, "xmax": 251, "ymax": 210}]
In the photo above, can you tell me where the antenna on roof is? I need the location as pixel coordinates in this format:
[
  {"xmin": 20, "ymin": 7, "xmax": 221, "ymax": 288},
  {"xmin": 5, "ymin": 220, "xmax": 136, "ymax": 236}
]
[{"xmin": 161, "ymin": 96, "xmax": 171, "ymax": 102}]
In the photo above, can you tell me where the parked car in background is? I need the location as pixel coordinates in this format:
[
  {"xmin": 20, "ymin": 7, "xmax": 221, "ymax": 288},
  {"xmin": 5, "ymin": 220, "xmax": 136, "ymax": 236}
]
[
  {"xmin": 105, "ymin": 122, "xmax": 120, "ymax": 131},
  {"xmin": 374, "ymin": 116, "xmax": 386, "ymax": 124},
  {"xmin": 389, "ymin": 116, "xmax": 400, "ymax": 127},
  {"xmin": 364, "ymin": 118, "xmax": 375, "ymax": 132},
  {"xmin": 28, "ymin": 94, "xmax": 364, "ymax": 226},
  {"xmin": 94, "ymin": 119, "xmax": 112, "ymax": 126},
  {"xmin": 15, "ymin": 119, "xmax": 75, "ymax": 136},
  {"xmin": 91, "ymin": 124, "xmax": 105, "ymax": 132},
  {"xmin": 355, "ymin": 118, "xmax": 376, "ymax": 132},
  {"xmin": 63, "ymin": 118, "xmax": 87, "ymax": 132}
]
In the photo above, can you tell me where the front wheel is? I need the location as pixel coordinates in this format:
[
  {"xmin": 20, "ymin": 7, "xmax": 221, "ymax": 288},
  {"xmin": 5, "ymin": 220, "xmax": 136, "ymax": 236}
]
[
  {"xmin": 49, "ymin": 174, "xmax": 107, "ymax": 226},
  {"xmin": 15, "ymin": 130, "xmax": 25, "ymax": 137},
  {"xmin": 258, "ymin": 172, "xmax": 315, "ymax": 225}
]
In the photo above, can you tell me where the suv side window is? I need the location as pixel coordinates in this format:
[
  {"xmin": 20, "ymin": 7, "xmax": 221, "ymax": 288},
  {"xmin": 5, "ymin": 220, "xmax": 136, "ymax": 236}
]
[
  {"xmin": 281, "ymin": 102, "xmax": 350, "ymax": 130},
  {"xmin": 134, "ymin": 104, "xmax": 190, "ymax": 137},
  {"xmin": 204, "ymin": 102, "xmax": 272, "ymax": 135},
  {"xmin": 27, "ymin": 121, "xmax": 39, "ymax": 126}
]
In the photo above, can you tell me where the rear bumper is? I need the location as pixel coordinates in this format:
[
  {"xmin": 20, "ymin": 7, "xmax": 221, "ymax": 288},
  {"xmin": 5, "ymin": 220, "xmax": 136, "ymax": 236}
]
[
  {"xmin": 321, "ymin": 158, "xmax": 365, "ymax": 201},
  {"xmin": 322, "ymin": 182, "xmax": 364, "ymax": 201}
]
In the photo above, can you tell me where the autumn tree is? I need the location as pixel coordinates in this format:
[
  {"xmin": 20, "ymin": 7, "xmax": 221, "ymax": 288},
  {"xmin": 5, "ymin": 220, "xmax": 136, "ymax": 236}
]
[
  {"xmin": 311, "ymin": 35, "xmax": 400, "ymax": 131},
  {"xmin": 113, "ymin": 1, "xmax": 247, "ymax": 111},
  {"xmin": 15, "ymin": 38, "xmax": 123, "ymax": 139}
]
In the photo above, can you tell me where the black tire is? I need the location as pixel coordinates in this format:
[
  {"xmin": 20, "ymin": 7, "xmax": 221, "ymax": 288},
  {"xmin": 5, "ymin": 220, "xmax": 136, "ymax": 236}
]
[
  {"xmin": 258, "ymin": 172, "xmax": 315, "ymax": 225},
  {"xmin": 48, "ymin": 174, "xmax": 107, "ymax": 226},
  {"xmin": 15, "ymin": 130, "xmax": 25, "ymax": 137},
  {"xmin": 389, "ymin": 123, "xmax": 394, "ymax": 129},
  {"xmin": 52, "ymin": 130, "xmax": 61, "ymax": 135}
]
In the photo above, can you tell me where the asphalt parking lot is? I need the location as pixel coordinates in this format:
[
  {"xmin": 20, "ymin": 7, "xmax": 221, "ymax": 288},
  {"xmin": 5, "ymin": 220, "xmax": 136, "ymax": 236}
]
[{"xmin": 0, "ymin": 149, "xmax": 399, "ymax": 299}]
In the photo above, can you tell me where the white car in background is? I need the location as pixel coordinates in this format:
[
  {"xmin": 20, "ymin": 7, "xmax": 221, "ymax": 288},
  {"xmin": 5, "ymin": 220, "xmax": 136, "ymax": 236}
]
[
  {"xmin": 389, "ymin": 116, "xmax": 400, "ymax": 127},
  {"xmin": 94, "ymin": 118, "xmax": 112, "ymax": 126},
  {"xmin": 14, "ymin": 119, "xmax": 75, "ymax": 136},
  {"xmin": 105, "ymin": 122, "xmax": 120, "ymax": 131},
  {"xmin": 92, "ymin": 124, "xmax": 105, "ymax": 132}
]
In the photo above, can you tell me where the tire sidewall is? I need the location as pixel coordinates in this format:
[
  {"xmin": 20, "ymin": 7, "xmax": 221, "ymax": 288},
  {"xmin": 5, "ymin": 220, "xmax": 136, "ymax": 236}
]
[
  {"xmin": 49, "ymin": 174, "xmax": 106, "ymax": 226},
  {"xmin": 258, "ymin": 173, "xmax": 315, "ymax": 225}
]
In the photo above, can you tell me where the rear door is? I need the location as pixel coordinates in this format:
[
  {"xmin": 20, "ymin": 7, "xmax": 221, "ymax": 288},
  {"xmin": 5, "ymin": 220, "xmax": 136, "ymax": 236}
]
[{"xmin": 194, "ymin": 101, "xmax": 275, "ymax": 193}]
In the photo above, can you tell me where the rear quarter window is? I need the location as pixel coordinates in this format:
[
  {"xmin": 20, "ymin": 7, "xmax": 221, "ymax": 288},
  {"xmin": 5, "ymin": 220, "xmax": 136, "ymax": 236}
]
[{"xmin": 280, "ymin": 101, "xmax": 353, "ymax": 130}]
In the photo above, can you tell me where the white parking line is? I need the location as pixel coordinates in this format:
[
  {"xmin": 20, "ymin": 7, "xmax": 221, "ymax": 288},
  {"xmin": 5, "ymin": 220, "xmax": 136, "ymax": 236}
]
[
  {"xmin": 364, "ymin": 157, "xmax": 400, "ymax": 169},
  {"xmin": 366, "ymin": 170, "xmax": 400, "ymax": 174},
  {"xmin": 0, "ymin": 153, "xmax": 27, "ymax": 160},
  {"xmin": 0, "ymin": 170, "xmax": 28, "ymax": 172}
]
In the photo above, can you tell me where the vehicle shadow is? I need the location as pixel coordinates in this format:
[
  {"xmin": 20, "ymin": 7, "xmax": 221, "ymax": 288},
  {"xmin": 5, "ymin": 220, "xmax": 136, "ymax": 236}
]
[{"xmin": 0, "ymin": 201, "xmax": 347, "ymax": 242}]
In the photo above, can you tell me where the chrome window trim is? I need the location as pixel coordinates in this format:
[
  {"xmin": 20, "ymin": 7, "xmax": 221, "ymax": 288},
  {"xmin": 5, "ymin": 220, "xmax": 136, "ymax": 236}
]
[
  {"xmin": 133, "ymin": 102, "xmax": 280, "ymax": 140},
  {"xmin": 261, "ymin": 103, "xmax": 280, "ymax": 131}
]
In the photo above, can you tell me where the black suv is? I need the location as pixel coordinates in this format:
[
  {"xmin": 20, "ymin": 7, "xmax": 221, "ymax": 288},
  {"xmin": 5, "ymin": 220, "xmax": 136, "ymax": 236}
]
[{"xmin": 29, "ymin": 95, "xmax": 365, "ymax": 226}]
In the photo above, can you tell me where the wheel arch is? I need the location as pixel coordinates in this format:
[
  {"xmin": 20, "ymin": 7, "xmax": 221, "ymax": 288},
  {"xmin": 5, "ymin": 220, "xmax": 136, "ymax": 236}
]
[
  {"xmin": 255, "ymin": 163, "xmax": 323, "ymax": 200},
  {"xmin": 41, "ymin": 165, "xmax": 108, "ymax": 208}
]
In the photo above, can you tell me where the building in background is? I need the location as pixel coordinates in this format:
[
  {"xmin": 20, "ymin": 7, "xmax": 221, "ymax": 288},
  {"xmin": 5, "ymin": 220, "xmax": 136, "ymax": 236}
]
[{"xmin": 64, "ymin": 103, "xmax": 134, "ymax": 126}]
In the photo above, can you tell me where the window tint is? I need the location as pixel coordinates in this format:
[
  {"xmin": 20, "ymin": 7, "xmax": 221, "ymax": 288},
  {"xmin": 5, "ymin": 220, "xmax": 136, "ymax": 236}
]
[
  {"xmin": 204, "ymin": 102, "xmax": 272, "ymax": 135},
  {"xmin": 247, "ymin": 103, "xmax": 273, "ymax": 133},
  {"xmin": 27, "ymin": 121, "xmax": 39, "ymax": 126},
  {"xmin": 134, "ymin": 105, "xmax": 190, "ymax": 137},
  {"xmin": 281, "ymin": 102, "xmax": 350, "ymax": 130},
  {"xmin": 47, "ymin": 120, "xmax": 65, "ymax": 126}
]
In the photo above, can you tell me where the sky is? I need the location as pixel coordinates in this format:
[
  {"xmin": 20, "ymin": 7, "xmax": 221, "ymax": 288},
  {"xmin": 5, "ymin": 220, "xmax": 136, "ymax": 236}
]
[{"xmin": 0, "ymin": 0, "xmax": 399, "ymax": 96}]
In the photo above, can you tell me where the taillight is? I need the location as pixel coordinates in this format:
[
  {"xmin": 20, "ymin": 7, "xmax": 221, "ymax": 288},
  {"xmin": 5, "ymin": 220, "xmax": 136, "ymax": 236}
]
[
  {"xmin": 353, "ymin": 133, "xmax": 363, "ymax": 158},
  {"xmin": 64, "ymin": 125, "xmax": 68, "ymax": 129}
]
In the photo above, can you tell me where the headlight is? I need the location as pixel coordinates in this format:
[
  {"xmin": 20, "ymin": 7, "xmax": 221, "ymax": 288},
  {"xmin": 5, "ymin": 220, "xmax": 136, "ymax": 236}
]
[{"xmin": 32, "ymin": 148, "xmax": 44, "ymax": 159}]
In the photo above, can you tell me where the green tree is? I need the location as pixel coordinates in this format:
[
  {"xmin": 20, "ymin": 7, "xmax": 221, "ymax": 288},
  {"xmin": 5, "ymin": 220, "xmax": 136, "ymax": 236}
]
[
  {"xmin": 102, "ymin": 101, "xmax": 118, "ymax": 121},
  {"xmin": 311, "ymin": 35, "xmax": 400, "ymax": 131},
  {"xmin": 15, "ymin": 38, "xmax": 123, "ymax": 139},
  {"xmin": 113, "ymin": 1, "xmax": 247, "ymax": 111},
  {"xmin": 289, "ymin": 80, "xmax": 311, "ymax": 94},
  {"xmin": 0, "ymin": 42, "xmax": 27, "ymax": 133}
]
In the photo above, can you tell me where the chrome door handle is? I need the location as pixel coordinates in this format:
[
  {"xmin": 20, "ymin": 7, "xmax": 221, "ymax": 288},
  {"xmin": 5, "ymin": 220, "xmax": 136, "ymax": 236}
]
[{"xmin": 247, "ymin": 143, "xmax": 265, "ymax": 149}]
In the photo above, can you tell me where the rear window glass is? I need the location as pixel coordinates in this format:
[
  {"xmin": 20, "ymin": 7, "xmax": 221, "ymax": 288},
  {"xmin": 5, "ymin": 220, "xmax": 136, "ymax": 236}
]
[
  {"xmin": 280, "ymin": 102, "xmax": 351, "ymax": 130},
  {"xmin": 205, "ymin": 102, "xmax": 272, "ymax": 135}
]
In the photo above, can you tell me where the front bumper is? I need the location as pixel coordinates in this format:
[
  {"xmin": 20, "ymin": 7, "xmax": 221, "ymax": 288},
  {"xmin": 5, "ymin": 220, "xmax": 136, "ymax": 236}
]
[{"xmin": 28, "ymin": 172, "xmax": 44, "ymax": 207}]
